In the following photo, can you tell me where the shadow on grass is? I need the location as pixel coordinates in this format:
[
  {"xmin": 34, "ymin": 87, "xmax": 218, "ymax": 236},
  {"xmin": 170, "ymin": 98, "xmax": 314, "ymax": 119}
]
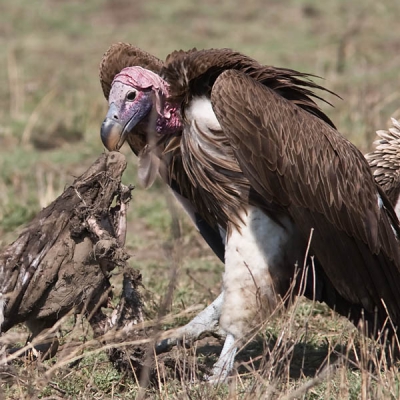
[
  {"xmin": 188, "ymin": 332, "xmax": 391, "ymax": 381},
  {"xmin": 193, "ymin": 335, "xmax": 338, "ymax": 379}
]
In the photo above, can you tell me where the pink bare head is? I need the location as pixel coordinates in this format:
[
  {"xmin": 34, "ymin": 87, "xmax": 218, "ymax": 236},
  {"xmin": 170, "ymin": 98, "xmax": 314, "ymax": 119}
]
[
  {"xmin": 101, "ymin": 66, "xmax": 181, "ymax": 152},
  {"xmin": 112, "ymin": 66, "xmax": 169, "ymax": 115}
]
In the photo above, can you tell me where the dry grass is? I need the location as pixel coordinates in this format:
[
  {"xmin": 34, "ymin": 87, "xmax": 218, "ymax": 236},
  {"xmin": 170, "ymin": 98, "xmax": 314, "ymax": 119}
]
[
  {"xmin": 1, "ymin": 0, "xmax": 400, "ymax": 398},
  {"xmin": 1, "ymin": 290, "xmax": 400, "ymax": 399}
]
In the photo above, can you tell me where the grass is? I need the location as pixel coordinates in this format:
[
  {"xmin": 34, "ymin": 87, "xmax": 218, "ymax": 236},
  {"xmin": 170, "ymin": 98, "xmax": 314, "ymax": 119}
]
[{"xmin": 1, "ymin": 0, "xmax": 400, "ymax": 398}]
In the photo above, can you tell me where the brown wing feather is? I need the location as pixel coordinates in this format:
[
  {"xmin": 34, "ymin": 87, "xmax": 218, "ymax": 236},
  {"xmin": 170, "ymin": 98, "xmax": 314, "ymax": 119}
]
[
  {"xmin": 163, "ymin": 48, "xmax": 337, "ymax": 128},
  {"xmin": 211, "ymin": 69, "xmax": 400, "ymax": 325},
  {"xmin": 99, "ymin": 43, "xmax": 163, "ymax": 100}
]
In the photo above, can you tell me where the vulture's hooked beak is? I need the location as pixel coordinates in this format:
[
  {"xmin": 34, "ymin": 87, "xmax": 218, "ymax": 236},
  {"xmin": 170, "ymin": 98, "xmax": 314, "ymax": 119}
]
[
  {"xmin": 101, "ymin": 91, "xmax": 154, "ymax": 151},
  {"xmin": 101, "ymin": 103, "xmax": 127, "ymax": 151}
]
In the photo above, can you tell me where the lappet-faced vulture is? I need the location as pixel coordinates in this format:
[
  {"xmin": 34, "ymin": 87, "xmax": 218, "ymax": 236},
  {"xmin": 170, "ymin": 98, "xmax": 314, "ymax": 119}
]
[{"xmin": 99, "ymin": 44, "xmax": 400, "ymax": 382}]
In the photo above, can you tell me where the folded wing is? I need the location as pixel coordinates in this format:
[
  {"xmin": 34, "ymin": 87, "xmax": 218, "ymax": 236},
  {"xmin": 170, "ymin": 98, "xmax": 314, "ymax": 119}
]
[{"xmin": 211, "ymin": 69, "xmax": 400, "ymax": 328}]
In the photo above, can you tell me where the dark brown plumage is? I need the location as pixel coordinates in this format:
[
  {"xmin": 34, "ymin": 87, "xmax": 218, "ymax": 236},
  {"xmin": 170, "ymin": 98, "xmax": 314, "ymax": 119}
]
[
  {"xmin": 164, "ymin": 48, "xmax": 337, "ymax": 127},
  {"xmin": 162, "ymin": 49, "xmax": 338, "ymax": 230},
  {"xmin": 211, "ymin": 68, "xmax": 400, "ymax": 307},
  {"xmin": 99, "ymin": 45, "xmax": 400, "ymax": 382},
  {"xmin": 160, "ymin": 48, "xmax": 400, "ymax": 325}
]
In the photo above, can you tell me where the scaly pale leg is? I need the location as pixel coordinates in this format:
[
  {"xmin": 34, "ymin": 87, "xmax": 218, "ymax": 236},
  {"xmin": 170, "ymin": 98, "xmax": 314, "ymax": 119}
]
[
  {"xmin": 156, "ymin": 292, "xmax": 226, "ymax": 353},
  {"xmin": 206, "ymin": 207, "xmax": 296, "ymax": 383},
  {"xmin": 206, "ymin": 333, "xmax": 237, "ymax": 383}
]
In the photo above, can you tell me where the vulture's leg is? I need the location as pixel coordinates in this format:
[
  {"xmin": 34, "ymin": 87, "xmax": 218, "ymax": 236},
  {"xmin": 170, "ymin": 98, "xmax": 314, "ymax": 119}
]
[
  {"xmin": 206, "ymin": 333, "xmax": 237, "ymax": 383},
  {"xmin": 156, "ymin": 292, "xmax": 226, "ymax": 353},
  {"xmin": 207, "ymin": 206, "xmax": 298, "ymax": 383}
]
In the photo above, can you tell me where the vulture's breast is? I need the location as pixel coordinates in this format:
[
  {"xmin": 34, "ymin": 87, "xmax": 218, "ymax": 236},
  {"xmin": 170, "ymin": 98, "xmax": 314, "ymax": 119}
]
[{"xmin": 180, "ymin": 97, "xmax": 251, "ymax": 229}]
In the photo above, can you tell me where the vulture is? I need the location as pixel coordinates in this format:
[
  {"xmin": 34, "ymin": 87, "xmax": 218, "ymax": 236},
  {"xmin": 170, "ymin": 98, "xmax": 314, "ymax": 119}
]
[
  {"xmin": 99, "ymin": 44, "xmax": 400, "ymax": 382},
  {"xmin": 366, "ymin": 118, "xmax": 400, "ymax": 219}
]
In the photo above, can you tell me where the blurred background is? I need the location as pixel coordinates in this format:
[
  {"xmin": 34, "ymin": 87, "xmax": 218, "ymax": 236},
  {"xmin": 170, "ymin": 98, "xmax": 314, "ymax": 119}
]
[
  {"xmin": 1, "ymin": 0, "xmax": 400, "ymax": 303},
  {"xmin": 1, "ymin": 0, "xmax": 400, "ymax": 396}
]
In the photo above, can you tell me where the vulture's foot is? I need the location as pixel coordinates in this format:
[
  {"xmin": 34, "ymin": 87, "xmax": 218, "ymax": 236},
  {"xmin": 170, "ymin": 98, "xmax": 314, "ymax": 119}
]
[
  {"xmin": 205, "ymin": 333, "xmax": 237, "ymax": 384},
  {"xmin": 156, "ymin": 292, "xmax": 225, "ymax": 354}
]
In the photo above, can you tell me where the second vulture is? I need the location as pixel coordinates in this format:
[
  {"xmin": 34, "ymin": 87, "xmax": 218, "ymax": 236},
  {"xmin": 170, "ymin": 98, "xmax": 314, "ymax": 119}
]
[
  {"xmin": 366, "ymin": 117, "xmax": 400, "ymax": 218},
  {"xmin": 99, "ymin": 44, "xmax": 400, "ymax": 382}
]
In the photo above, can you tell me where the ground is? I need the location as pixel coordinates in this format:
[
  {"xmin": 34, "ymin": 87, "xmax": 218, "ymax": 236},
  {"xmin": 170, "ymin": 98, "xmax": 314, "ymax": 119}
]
[{"xmin": 1, "ymin": 0, "xmax": 400, "ymax": 398}]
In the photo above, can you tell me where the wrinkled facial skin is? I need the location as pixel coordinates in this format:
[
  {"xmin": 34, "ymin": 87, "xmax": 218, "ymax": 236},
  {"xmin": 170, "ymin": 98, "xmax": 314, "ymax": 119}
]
[{"xmin": 101, "ymin": 81, "xmax": 153, "ymax": 151}]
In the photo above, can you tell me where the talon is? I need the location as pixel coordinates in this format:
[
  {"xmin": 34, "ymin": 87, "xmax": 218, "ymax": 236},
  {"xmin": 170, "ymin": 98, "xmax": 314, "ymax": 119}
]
[{"xmin": 155, "ymin": 337, "xmax": 180, "ymax": 354}]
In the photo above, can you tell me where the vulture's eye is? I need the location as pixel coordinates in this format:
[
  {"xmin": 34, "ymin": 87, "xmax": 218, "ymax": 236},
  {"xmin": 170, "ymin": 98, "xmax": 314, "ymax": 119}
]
[{"xmin": 126, "ymin": 91, "xmax": 137, "ymax": 101}]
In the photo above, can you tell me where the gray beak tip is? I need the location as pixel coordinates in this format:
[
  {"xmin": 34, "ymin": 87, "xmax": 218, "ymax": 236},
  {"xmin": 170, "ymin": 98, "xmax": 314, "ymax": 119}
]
[{"xmin": 100, "ymin": 118, "xmax": 124, "ymax": 151}]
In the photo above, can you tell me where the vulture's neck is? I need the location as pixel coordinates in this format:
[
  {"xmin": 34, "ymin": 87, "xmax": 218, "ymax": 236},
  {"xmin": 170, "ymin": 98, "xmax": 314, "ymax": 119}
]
[{"xmin": 154, "ymin": 100, "xmax": 182, "ymax": 136}]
